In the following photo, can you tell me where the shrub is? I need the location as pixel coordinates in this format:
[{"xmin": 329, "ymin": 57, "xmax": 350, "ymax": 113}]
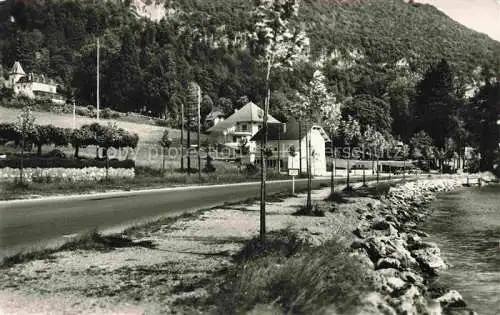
[
  {"xmin": 203, "ymin": 155, "xmax": 216, "ymax": 173},
  {"xmin": 155, "ymin": 119, "xmax": 170, "ymax": 127},
  {"xmin": 0, "ymin": 123, "xmax": 21, "ymax": 143},
  {"xmin": 75, "ymin": 107, "xmax": 91, "ymax": 117},
  {"xmin": 246, "ymin": 163, "xmax": 259, "ymax": 176},
  {"xmin": 43, "ymin": 149, "xmax": 66, "ymax": 159}
]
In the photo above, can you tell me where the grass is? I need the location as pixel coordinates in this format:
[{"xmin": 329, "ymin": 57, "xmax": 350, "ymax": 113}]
[
  {"xmin": 0, "ymin": 228, "xmax": 155, "ymax": 269},
  {"xmin": 0, "ymin": 166, "xmax": 290, "ymax": 200},
  {"xmin": 212, "ymin": 229, "xmax": 376, "ymax": 315},
  {"xmin": 293, "ymin": 203, "xmax": 325, "ymax": 217}
]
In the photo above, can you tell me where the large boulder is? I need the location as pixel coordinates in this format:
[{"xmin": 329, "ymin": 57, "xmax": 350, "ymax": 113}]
[
  {"xmin": 357, "ymin": 292, "xmax": 397, "ymax": 315},
  {"xmin": 411, "ymin": 245, "xmax": 447, "ymax": 275},
  {"xmin": 376, "ymin": 258, "xmax": 401, "ymax": 270},
  {"xmin": 435, "ymin": 290, "xmax": 467, "ymax": 308}
]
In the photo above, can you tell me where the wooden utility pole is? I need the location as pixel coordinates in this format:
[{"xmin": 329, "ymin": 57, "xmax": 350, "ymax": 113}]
[
  {"xmin": 187, "ymin": 124, "xmax": 191, "ymax": 175},
  {"xmin": 197, "ymin": 87, "xmax": 201, "ymax": 180},
  {"xmin": 181, "ymin": 103, "xmax": 184, "ymax": 171},
  {"xmin": 96, "ymin": 37, "xmax": 100, "ymax": 121}
]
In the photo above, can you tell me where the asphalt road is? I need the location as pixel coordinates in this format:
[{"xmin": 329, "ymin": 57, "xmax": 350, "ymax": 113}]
[{"xmin": 1, "ymin": 177, "xmax": 343, "ymax": 254}]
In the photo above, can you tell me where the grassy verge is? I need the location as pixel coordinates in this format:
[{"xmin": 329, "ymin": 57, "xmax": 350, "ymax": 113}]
[
  {"xmin": 209, "ymin": 229, "xmax": 376, "ymax": 314},
  {"xmin": 0, "ymin": 167, "xmax": 289, "ymax": 200}
]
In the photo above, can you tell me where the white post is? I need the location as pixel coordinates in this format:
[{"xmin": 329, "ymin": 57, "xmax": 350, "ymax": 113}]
[
  {"xmin": 292, "ymin": 175, "xmax": 295, "ymax": 194},
  {"xmin": 96, "ymin": 37, "xmax": 100, "ymax": 121},
  {"xmin": 73, "ymin": 101, "xmax": 76, "ymax": 129}
]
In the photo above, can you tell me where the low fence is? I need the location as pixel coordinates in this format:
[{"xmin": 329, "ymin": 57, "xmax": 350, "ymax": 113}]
[{"xmin": 0, "ymin": 167, "xmax": 135, "ymax": 183}]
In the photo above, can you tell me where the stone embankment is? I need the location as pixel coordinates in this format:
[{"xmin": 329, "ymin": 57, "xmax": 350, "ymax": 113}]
[{"xmin": 350, "ymin": 175, "xmax": 495, "ymax": 315}]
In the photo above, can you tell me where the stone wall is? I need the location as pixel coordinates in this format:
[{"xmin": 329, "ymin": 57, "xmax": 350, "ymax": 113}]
[{"xmin": 0, "ymin": 167, "xmax": 135, "ymax": 183}]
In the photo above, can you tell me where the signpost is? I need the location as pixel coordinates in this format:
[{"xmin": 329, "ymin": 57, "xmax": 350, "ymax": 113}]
[{"xmin": 288, "ymin": 168, "xmax": 299, "ymax": 194}]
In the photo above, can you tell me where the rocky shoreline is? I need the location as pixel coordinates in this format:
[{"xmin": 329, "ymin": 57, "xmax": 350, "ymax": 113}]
[{"xmin": 349, "ymin": 174, "xmax": 497, "ymax": 315}]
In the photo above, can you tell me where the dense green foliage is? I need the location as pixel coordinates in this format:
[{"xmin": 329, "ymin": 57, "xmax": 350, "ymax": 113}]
[{"xmin": 1, "ymin": 0, "xmax": 498, "ymax": 124}]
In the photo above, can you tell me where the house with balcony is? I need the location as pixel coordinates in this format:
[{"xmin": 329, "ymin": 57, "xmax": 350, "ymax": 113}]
[
  {"xmin": 207, "ymin": 102, "xmax": 280, "ymax": 153},
  {"xmin": 5, "ymin": 61, "xmax": 64, "ymax": 104},
  {"xmin": 251, "ymin": 119, "xmax": 330, "ymax": 176}
]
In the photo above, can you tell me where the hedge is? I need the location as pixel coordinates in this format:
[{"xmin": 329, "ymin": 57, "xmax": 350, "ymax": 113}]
[{"xmin": 0, "ymin": 158, "xmax": 135, "ymax": 169}]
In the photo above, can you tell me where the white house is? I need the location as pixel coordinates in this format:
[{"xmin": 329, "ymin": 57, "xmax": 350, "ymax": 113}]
[
  {"xmin": 251, "ymin": 119, "xmax": 330, "ymax": 176},
  {"xmin": 207, "ymin": 101, "xmax": 280, "ymax": 152},
  {"xmin": 5, "ymin": 61, "xmax": 64, "ymax": 104}
]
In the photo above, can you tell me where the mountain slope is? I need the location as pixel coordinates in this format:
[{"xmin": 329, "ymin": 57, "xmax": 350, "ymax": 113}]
[{"xmin": 0, "ymin": 0, "xmax": 498, "ymax": 121}]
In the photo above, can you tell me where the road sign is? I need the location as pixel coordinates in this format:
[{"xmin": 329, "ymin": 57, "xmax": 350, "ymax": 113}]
[{"xmin": 288, "ymin": 169, "xmax": 299, "ymax": 176}]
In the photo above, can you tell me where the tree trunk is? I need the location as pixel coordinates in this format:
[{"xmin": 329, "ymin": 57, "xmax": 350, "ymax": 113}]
[
  {"xmin": 306, "ymin": 129, "xmax": 312, "ymax": 211},
  {"xmin": 376, "ymin": 157, "xmax": 380, "ymax": 183},
  {"xmin": 105, "ymin": 148, "xmax": 109, "ymax": 180},
  {"xmin": 403, "ymin": 158, "xmax": 406, "ymax": 180},
  {"xmin": 371, "ymin": 156, "xmax": 375, "ymax": 175},
  {"xmin": 299, "ymin": 123, "xmax": 302, "ymax": 175},
  {"xmin": 37, "ymin": 144, "xmax": 42, "ymax": 156},
  {"xmin": 187, "ymin": 128, "xmax": 191, "ymax": 175},
  {"xmin": 162, "ymin": 147, "xmax": 166, "ymax": 173},
  {"xmin": 362, "ymin": 165, "xmax": 366, "ymax": 186},
  {"xmin": 346, "ymin": 147, "xmax": 351, "ymax": 189},
  {"xmin": 260, "ymin": 57, "xmax": 272, "ymax": 244},
  {"xmin": 74, "ymin": 145, "xmax": 79, "ymax": 159},
  {"xmin": 20, "ymin": 134, "xmax": 24, "ymax": 184},
  {"xmin": 330, "ymin": 140, "xmax": 334, "ymax": 194}
]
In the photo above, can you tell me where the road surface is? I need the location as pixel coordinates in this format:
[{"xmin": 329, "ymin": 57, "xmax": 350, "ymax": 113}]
[{"xmin": 0, "ymin": 177, "xmax": 341, "ymax": 254}]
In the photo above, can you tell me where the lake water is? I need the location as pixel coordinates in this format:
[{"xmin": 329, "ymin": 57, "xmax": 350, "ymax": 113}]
[{"xmin": 423, "ymin": 184, "xmax": 500, "ymax": 315}]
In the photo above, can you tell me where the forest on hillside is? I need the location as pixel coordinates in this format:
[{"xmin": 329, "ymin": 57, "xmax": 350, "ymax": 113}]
[
  {"xmin": 0, "ymin": 0, "xmax": 498, "ymax": 119},
  {"xmin": 0, "ymin": 0, "xmax": 499, "ymax": 170}
]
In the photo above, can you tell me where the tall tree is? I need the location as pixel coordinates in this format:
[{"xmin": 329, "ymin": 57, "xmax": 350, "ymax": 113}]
[
  {"xmin": 467, "ymin": 79, "xmax": 500, "ymax": 171},
  {"xmin": 413, "ymin": 59, "xmax": 461, "ymax": 148},
  {"xmin": 342, "ymin": 94, "xmax": 392, "ymax": 135},
  {"xmin": 108, "ymin": 28, "xmax": 141, "ymax": 112}
]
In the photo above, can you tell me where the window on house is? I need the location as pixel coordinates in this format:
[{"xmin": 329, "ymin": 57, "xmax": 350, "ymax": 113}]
[{"xmin": 241, "ymin": 123, "xmax": 248, "ymax": 132}]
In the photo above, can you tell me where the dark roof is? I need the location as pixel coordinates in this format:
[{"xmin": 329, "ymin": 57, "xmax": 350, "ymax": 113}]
[{"xmin": 251, "ymin": 119, "xmax": 302, "ymax": 142}]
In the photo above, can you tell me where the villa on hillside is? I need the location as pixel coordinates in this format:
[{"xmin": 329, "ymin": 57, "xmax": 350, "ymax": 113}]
[
  {"xmin": 204, "ymin": 108, "xmax": 225, "ymax": 129},
  {"xmin": 207, "ymin": 102, "xmax": 280, "ymax": 153},
  {"xmin": 4, "ymin": 61, "xmax": 64, "ymax": 104},
  {"xmin": 251, "ymin": 119, "xmax": 330, "ymax": 176}
]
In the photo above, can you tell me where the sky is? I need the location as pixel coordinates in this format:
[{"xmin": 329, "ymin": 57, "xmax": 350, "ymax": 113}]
[{"xmin": 415, "ymin": 0, "xmax": 500, "ymax": 42}]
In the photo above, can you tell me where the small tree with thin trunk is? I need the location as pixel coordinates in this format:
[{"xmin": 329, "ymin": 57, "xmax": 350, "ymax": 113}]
[
  {"xmin": 340, "ymin": 116, "xmax": 361, "ymax": 189},
  {"xmin": 15, "ymin": 106, "xmax": 36, "ymax": 184},
  {"xmin": 238, "ymin": 137, "xmax": 249, "ymax": 173},
  {"xmin": 320, "ymin": 96, "xmax": 342, "ymax": 194},
  {"xmin": 159, "ymin": 129, "xmax": 172, "ymax": 173},
  {"xmin": 401, "ymin": 143, "xmax": 410, "ymax": 180},
  {"xmin": 372, "ymin": 131, "xmax": 387, "ymax": 183},
  {"xmin": 252, "ymin": 0, "xmax": 309, "ymax": 242},
  {"xmin": 293, "ymin": 69, "xmax": 334, "ymax": 212}
]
